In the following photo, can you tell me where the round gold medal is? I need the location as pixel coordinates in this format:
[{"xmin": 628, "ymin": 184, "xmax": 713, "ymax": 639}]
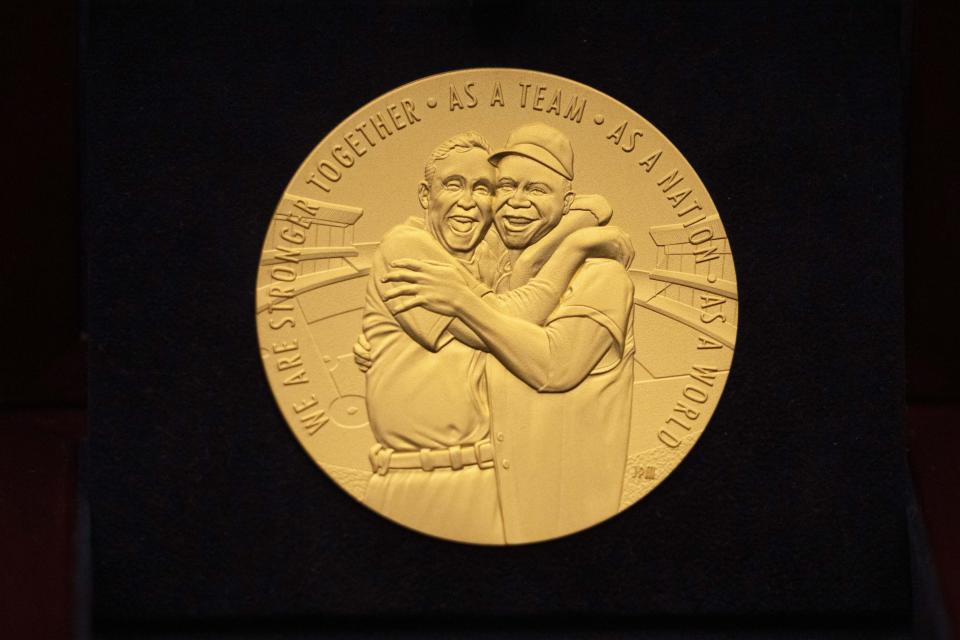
[{"xmin": 256, "ymin": 69, "xmax": 738, "ymax": 545}]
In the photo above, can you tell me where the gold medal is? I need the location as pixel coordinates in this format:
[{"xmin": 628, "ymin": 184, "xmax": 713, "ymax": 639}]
[{"xmin": 255, "ymin": 69, "xmax": 738, "ymax": 544}]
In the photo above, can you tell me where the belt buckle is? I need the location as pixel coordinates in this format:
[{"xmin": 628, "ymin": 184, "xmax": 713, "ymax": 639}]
[{"xmin": 474, "ymin": 440, "xmax": 494, "ymax": 469}]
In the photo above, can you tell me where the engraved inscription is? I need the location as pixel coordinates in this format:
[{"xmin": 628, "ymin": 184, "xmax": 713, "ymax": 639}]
[
  {"xmin": 605, "ymin": 120, "xmax": 644, "ymax": 153},
  {"xmin": 448, "ymin": 82, "xmax": 479, "ymax": 110},
  {"xmin": 518, "ymin": 83, "xmax": 587, "ymax": 122},
  {"xmin": 658, "ymin": 365, "xmax": 718, "ymax": 448},
  {"xmin": 629, "ymin": 465, "xmax": 657, "ymax": 480},
  {"xmin": 292, "ymin": 393, "xmax": 329, "ymax": 435},
  {"xmin": 306, "ymin": 101, "xmax": 422, "ymax": 193},
  {"xmin": 272, "ymin": 339, "xmax": 309, "ymax": 386}
]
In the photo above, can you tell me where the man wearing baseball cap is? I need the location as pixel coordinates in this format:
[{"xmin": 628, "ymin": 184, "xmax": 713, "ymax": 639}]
[
  {"xmin": 485, "ymin": 123, "xmax": 578, "ymax": 292},
  {"xmin": 382, "ymin": 123, "xmax": 636, "ymax": 543}
]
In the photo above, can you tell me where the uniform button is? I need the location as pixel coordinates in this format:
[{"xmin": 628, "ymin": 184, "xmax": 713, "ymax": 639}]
[
  {"xmin": 501, "ymin": 459, "xmax": 510, "ymax": 469},
  {"xmin": 496, "ymin": 432, "xmax": 504, "ymax": 442}
]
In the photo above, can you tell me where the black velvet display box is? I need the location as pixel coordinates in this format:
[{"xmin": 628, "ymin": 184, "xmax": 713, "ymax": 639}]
[{"xmin": 85, "ymin": 1, "xmax": 910, "ymax": 634}]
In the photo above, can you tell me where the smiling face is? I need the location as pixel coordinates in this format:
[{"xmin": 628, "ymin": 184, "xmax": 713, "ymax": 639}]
[
  {"xmin": 493, "ymin": 154, "xmax": 574, "ymax": 250},
  {"xmin": 419, "ymin": 147, "xmax": 496, "ymax": 257}
]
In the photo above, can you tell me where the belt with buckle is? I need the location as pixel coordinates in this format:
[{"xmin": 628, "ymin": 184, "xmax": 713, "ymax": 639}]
[{"xmin": 369, "ymin": 440, "xmax": 495, "ymax": 475}]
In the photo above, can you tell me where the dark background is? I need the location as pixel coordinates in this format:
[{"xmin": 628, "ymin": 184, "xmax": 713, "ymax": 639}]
[{"xmin": 1, "ymin": 0, "xmax": 957, "ymax": 638}]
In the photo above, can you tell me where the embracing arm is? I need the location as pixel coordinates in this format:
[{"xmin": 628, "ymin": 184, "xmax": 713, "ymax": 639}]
[
  {"xmin": 439, "ymin": 243, "xmax": 591, "ymax": 349},
  {"xmin": 488, "ymin": 223, "xmax": 633, "ymax": 324},
  {"xmin": 394, "ymin": 224, "xmax": 633, "ymax": 349},
  {"xmin": 453, "ymin": 295, "xmax": 615, "ymax": 391},
  {"xmin": 384, "ymin": 261, "xmax": 632, "ymax": 391},
  {"xmin": 441, "ymin": 277, "xmax": 571, "ymax": 351}
]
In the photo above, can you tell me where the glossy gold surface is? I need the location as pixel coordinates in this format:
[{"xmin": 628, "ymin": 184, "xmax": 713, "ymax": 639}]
[{"xmin": 256, "ymin": 69, "xmax": 737, "ymax": 544}]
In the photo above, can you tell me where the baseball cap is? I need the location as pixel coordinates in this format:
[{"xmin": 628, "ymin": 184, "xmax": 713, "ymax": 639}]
[{"xmin": 488, "ymin": 123, "xmax": 574, "ymax": 180}]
